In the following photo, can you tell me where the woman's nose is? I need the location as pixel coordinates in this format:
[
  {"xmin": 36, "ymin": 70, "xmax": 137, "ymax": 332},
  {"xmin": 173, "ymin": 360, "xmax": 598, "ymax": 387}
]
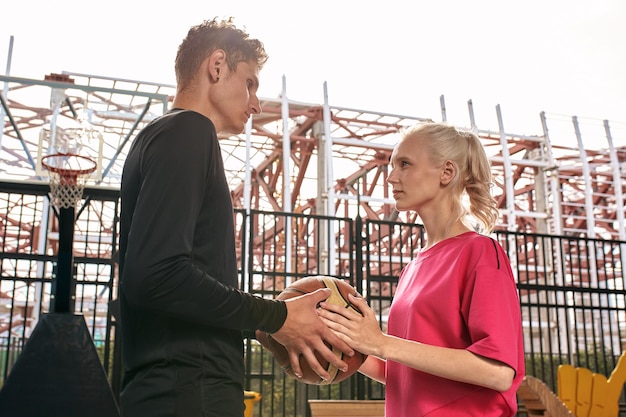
[{"xmin": 387, "ymin": 169, "xmax": 398, "ymax": 184}]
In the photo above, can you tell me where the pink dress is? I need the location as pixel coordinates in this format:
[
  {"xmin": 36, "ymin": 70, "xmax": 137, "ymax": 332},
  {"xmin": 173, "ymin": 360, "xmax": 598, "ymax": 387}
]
[{"xmin": 386, "ymin": 232, "xmax": 525, "ymax": 416}]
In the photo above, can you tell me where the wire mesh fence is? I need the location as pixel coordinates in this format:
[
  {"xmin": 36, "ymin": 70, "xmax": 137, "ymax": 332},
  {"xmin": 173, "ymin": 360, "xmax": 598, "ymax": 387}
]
[{"xmin": 1, "ymin": 181, "xmax": 625, "ymax": 416}]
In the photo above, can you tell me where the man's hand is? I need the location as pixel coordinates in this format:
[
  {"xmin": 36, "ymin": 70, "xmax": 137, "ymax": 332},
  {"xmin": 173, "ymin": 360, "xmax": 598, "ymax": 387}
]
[{"xmin": 270, "ymin": 288, "xmax": 354, "ymax": 381}]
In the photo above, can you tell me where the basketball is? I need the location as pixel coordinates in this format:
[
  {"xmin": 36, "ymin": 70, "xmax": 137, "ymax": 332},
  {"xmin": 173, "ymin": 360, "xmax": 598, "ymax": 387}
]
[{"xmin": 255, "ymin": 275, "xmax": 367, "ymax": 385}]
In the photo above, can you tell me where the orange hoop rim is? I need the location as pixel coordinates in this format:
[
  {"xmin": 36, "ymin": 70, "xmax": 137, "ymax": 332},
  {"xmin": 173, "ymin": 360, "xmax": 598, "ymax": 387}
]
[{"xmin": 41, "ymin": 153, "xmax": 97, "ymax": 178}]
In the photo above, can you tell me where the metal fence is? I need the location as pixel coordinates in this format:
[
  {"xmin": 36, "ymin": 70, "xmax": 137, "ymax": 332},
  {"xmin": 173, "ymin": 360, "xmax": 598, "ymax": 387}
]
[{"xmin": 1, "ymin": 181, "xmax": 625, "ymax": 416}]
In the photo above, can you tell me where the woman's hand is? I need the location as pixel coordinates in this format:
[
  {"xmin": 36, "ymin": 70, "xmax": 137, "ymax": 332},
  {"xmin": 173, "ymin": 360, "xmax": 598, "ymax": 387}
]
[{"xmin": 318, "ymin": 293, "xmax": 386, "ymax": 358}]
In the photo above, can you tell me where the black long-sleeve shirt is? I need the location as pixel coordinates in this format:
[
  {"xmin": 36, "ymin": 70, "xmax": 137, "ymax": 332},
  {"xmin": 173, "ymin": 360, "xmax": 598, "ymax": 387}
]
[{"xmin": 118, "ymin": 109, "xmax": 287, "ymax": 417}]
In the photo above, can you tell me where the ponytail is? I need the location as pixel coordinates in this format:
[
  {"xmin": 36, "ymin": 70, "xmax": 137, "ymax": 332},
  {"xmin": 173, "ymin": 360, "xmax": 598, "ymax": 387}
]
[{"xmin": 463, "ymin": 131, "xmax": 499, "ymax": 233}]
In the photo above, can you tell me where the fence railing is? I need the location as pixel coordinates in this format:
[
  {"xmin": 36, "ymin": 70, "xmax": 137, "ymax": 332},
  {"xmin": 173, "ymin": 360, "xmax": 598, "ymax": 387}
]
[{"xmin": 1, "ymin": 181, "xmax": 625, "ymax": 416}]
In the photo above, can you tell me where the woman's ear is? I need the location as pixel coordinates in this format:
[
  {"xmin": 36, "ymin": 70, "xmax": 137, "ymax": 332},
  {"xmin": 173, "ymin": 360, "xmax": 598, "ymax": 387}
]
[
  {"xmin": 207, "ymin": 49, "xmax": 226, "ymax": 82},
  {"xmin": 440, "ymin": 160, "xmax": 457, "ymax": 185}
]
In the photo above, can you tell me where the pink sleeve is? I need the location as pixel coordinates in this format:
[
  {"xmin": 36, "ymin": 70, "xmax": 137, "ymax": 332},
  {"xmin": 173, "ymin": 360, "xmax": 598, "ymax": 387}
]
[{"xmin": 465, "ymin": 262, "xmax": 523, "ymax": 372}]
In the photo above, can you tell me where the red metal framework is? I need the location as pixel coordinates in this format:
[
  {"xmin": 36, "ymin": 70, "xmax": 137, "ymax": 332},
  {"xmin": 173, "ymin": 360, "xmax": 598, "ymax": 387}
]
[
  {"xmin": 1, "ymin": 67, "xmax": 625, "ymax": 357},
  {"xmin": 1, "ymin": 71, "xmax": 625, "ymax": 403},
  {"xmin": 1, "ymin": 72, "xmax": 625, "ymax": 276}
]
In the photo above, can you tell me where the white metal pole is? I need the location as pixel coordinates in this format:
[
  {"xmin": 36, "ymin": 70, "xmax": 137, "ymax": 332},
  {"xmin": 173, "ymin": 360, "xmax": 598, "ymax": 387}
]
[
  {"xmin": 323, "ymin": 82, "xmax": 336, "ymax": 275},
  {"xmin": 244, "ymin": 118, "xmax": 252, "ymax": 213},
  {"xmin": 281, "ymin": 76, "xmax": 292, "ymax": 213},
  {"xmin": 467, "ymin": 99, "xmax": 477, "ymax": 132},
  {"xmin": 571, "ymin": 116, "xmax": 599, "ymax": 309},
  {"xmin": 603, "ymin": 120, "xmax": 625, "ymax": 241},
  {"xmin": 242, "ymin": 117, "xmax": 252, "ymax": 291},
  {"xmin": 322, "ymin": 82, "xmax": 335, "ymax": 218},
  {"xmin": 440, "ymin": 95, "xmax": 447, "ymax": 122},
  {"xmin": 539, "ymin": 112, "xmax": 563, "ymax": 236},
  {"xmin": 281, "ymin": 76, "xmax": 292, "ymax": 283},
  {"xmin": 0, "ymin": 36, "xmax": 14, "ymax": 156},
  {"xmin": 603, "ymin": 120, "xmax": 626, "ymax": 329},
  {"xmin": 539, "ymin": 112, "xmax": 570, "ymax": 357},
  {"xmin": 496, "ymin": 104, "xmax": 516, "ymax": 231},
  {"xmin": 572, "ymin": 116, "xmax": 596, "ymax": 238}
]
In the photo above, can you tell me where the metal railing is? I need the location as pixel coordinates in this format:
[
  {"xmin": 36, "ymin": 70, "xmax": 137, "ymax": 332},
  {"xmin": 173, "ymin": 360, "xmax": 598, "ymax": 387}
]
[{"xmin": 1, "ymin": 181, "xmax": 625, "ymax": 416}]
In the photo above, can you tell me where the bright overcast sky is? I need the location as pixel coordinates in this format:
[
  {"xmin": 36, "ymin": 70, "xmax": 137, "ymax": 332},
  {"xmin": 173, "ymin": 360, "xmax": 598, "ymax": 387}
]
[{"xmin": 1, "ymin": 0, "xmax": 625, "ymax": 134}]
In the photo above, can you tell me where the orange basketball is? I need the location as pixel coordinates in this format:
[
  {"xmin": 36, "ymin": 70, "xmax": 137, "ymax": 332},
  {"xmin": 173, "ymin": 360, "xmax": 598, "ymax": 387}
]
[{"xmin": 255, "ymin": 275, "xmax": 367, "ymax": 385}]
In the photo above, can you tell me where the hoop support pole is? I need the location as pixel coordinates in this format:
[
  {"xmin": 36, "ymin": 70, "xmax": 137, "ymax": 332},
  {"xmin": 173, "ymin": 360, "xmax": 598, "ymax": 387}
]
[{"xmin": 50, "ymin": 205, "xmax": 76, "ymax": 313}]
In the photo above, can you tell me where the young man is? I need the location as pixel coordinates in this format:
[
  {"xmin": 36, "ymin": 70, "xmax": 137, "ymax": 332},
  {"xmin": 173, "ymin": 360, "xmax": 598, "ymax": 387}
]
[{"xmin": 118, "ymin": 17, "xmax": 352, "ymax": 417}]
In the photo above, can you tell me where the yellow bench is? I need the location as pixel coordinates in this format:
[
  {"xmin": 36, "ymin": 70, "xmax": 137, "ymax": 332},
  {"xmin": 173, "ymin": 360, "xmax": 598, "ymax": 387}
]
[
  {"xmin": 558, "ymin": 351, "xmax": 626, "ymax": 417},
  {"xmin": 308, "ymin": 399, "xmax": 385, "ymax": 417}
]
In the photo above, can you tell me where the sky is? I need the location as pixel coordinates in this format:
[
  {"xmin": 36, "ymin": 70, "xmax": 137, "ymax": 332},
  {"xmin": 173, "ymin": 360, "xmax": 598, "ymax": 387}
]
[{"xmin": 1, "ymin": 0, "xmax": 625, "ymax": 135}]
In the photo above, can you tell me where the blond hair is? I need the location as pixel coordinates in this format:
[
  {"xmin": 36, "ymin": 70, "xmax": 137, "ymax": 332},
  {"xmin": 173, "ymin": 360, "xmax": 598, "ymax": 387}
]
[{"xmin": 402, "ymin": 122, "xmax": 500, "ymax": 233}]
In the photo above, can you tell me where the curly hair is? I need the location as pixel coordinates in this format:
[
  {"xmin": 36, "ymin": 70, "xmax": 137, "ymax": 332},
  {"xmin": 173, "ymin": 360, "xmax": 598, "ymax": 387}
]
[
  {"xmin": 402, "ymin": 122, "xmax": 500, "ymax": 233},
  {"xmin": 174, "ymin": 17, "xmax": 268, "ymax": 90}
]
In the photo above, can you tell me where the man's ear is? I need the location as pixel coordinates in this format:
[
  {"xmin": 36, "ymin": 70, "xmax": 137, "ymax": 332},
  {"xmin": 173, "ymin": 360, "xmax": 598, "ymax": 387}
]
[
  {"xmin": 207, "ymin": 49, "xmax": 226, "ymax": 82},
  {"xmin": 440, "ymin": 160, "xmax": 457, "ymax": 185}
]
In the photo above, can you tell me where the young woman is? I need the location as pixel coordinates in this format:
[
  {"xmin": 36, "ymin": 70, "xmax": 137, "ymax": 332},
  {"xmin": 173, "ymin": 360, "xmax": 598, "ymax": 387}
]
[{"xmin": 319, "ymin": 122, "xmax": 525, "ymax": 416}]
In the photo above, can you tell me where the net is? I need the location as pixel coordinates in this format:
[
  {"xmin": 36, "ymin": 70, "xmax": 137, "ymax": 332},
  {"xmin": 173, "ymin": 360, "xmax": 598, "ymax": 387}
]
[{"xmin": 41, "ymin": 154, "xmax": 97, "ymax": 209}]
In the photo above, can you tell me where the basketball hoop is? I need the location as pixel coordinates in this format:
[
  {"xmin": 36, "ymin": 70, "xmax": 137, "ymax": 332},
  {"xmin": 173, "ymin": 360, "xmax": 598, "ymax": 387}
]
[{"xmin": 41, "ymin": 153, "xmax": 97, "ymax": 209}]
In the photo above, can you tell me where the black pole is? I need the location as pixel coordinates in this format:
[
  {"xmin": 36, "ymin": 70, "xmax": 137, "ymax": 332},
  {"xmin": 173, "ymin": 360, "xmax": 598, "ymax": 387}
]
[
  {"xmin": 51, "ymin": 205, "xmax": 76, "ymax": 313},
  {"xmin": 0, "ymin": 192, "xmax": 119, "ymax": 416},
  {"xmin": 354, "ymin": 175, "xmax": 366, "ymax": 400}
]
